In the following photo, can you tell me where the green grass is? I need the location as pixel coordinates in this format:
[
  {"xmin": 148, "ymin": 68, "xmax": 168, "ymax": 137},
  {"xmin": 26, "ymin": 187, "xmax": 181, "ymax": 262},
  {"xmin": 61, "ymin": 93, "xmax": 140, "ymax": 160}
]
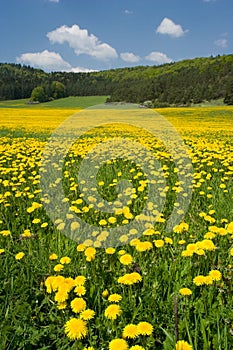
[
  {"xmin": 191, "ymin": 98, "xmax": 225, "ymax": 107},
  {"xmin": 0, "ymin": 96, "xmax": 108, "ymax": 109}
]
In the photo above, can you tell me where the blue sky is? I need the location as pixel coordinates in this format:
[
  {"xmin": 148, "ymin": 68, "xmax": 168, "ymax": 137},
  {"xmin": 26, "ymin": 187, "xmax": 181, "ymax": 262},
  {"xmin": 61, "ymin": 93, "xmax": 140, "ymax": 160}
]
[{"xmin": 1, "ymin": 0, "xmax": 232, "ymax": 72}]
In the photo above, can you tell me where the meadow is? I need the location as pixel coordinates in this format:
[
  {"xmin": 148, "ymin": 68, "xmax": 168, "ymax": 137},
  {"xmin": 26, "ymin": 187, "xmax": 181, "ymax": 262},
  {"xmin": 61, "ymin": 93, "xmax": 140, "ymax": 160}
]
[{"xmin": 0, "ymin": 99, "xmax": 232, "ymax": 350}]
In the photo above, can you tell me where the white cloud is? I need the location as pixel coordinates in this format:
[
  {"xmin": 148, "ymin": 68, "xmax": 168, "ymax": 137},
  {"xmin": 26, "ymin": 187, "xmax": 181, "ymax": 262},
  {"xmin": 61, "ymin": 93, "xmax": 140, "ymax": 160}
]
[
  {"xmin": 47, "ymin": 24, "xmax": 118, "ymax": 60},
  {"xmin": 215, "ymin": 38, "xmax": 228, "ymax": 48},
  {"xmin": 145, "ymin": 52, "xmax": 172, "ymax": 64},
  {"xmin": 71, "ymin": 66, "xmax": 97, "ymax": 73},
  {"xmin": 16, "ymin": 50, "xmax": 71, "ymax": 71},
  {"xmin": 124, "ymin": 9, "xmax": 133, "ymax": 14},
  {"xmin": 156, "ymin": 17, "xmax": 187, "ymax": 38},
  {"xmin": 203, "ymin": 0, "xmax": 216, "ymax": 2},
  {"xmin": 16, "ymin": 50, "xmax": 95, "ymax": 72},
  {"xmin": 120, "ymin": 52, "xmax": 140, "ymax": 63},
  {"xmin": 49, "ymin": 0, "xmax": 59, "ymax": 2}
]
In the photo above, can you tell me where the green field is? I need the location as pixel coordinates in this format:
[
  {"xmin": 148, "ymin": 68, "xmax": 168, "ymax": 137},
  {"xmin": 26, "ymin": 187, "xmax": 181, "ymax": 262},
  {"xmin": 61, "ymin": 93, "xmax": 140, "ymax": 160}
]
[
  {"xmin": 0, "ymin": 96, "xmax": 108, "ymax": 109},
  {"xmin": 0, "ymin": 105, "xmax": 233, "ymax": 350}
]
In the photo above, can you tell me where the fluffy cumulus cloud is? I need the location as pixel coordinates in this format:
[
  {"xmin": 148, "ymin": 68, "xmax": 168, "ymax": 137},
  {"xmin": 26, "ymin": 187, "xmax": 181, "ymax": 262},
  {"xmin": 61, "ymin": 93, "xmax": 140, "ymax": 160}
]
[
  {"xmin": 156, "ymin": 18, "xmax": 187, "ymax": 38},
  {"xmin": 47, "ymin": 24, "xmax": 118, "ymax": 60},
  {"xmin": 16, "ymin": 50, "xmax": 95, "ymax": 72},
  {"xmin": 120, "ymin": 52, "xmax": 140, "ymax": 63},
  {"xmin": 215, "ymin": 38, "xmax": 228, "ymax": 48},
  {"xmin": 145, "ymin": 52, "xmax": 172, "ymax": 64}
]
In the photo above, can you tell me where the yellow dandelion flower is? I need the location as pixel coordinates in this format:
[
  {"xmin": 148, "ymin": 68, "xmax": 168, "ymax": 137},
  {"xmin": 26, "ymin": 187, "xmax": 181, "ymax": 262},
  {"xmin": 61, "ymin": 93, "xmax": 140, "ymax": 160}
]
[
  {"xmin": 15, "ymin": 252, "xmax": 25, "ymax": 260},
  {"xmin": 204, "ymin": 232, "xmax": 215, "ymax": 239},
  {"xmin": 153, "ymin": 239, "xmax": 164, "ymax": 248},
  {"xmin": 74, "ymin": 285, "xmax": 86, "ymax": 296},
  {"xmin": 49, "ymin": 253, "xmax": 58, "ymax": 260},
  {"xmin": 178, "ymin": 239, "xmax": 186, "ymax": 245},
  {"xmin": 64, "ymin": 318, "xmax": 87, "ymax": 340},
  {"xmin": 193, "ymin": 275, "xmax": 206, "ymax": 286},
  {"xmin": 137, "ymin": 321, "xmax": 153, "ymax": 336},
  {"xmin": 80, "ymin": 309, "xmax": 95, "ymax": 320},
  {"xmin": 118, "ymin": 272, "xmax": 142, "ymax": 285},
  {"xmin": 119, "ymin": 254, "xmax": 133, "ymax": 265},
  {"xmin": 195, "ymin": 248, "xmax": 205, "ymax": 256},
  {"xmin": 71, "ymin": 297, "xmax": 86, "ymax": 313},
  {"xmin": 0, "ymin": 230, "xmax": 11, "ymax": 236},
  {"xmin": 21, "ymin": 229, "xmax": 31, "ymax": 238},
  {"xmin": 54, "ymin": 290, "xmax": 69, "ymax": 303},
  {"xmin": 176, "ymin": 340, "xmax": 193, "ymax": 350},
  {"xmin": 135, "ymin": 241, "xmax": 153, "ymax": 252},
  {"xmin": 203, "ymin": 276, "xmax": 213, "ymax": 285},
  {"xmin": 129, "ymin": 346, "xmax": 145, "ymax": 350},
  {"xmin": 61, "ymin": 277, "xmax": 75, "ymax": 293},
  {"xmin": 44, "ymin": 276, "xmax": 56, "ymax": 293},
  {"xmin": 0, "ymin": 248, "xmax": 5, "ymax": 254},
  {"xmin": 104, "ymin": 304, "xmax": 122, "ymax": 320},
  {"xmin": 186, "ymin": 243, "xmax": 198, "ymax": 252},
  {"xmin": 102, "ymin": 289, "xmax": 109, "ymax": 298},
  {"xmin": 99, "ymin": 219, "xmax": 107, "ymax": 226},
  {"xmin": 197, "ymin": 239, "xmax": 216, "ymax": 251},
  {"xmin": 105, "ymin": 247, "xmax": 116, "ymax": 254},
  {"xmin": 209, "ymin": 270, "xmax": 222, "ymax": 281},
  {"xmin": 32, "ymin": 218, "xmax": 40, "ymax": 224},
  {"xmin": 109, "ymin": 339, "xmax": 128, "ymax": 350},
  {"xmin": 74, "ymin": 275, "xmax": 86, "ymax": 285},
  {"xmin": 165, "ymin": 237, "xmax": 173, "ymax": 244},
  {"xmin": 108, "ymin": 294, "xmax": 122, "ymax": 303},
  {"xmin": 54, "ymin": 264, "xmax": 64, "ymax": 272},
  {"xmin": 77, "ymin": 243, "xmax": 86, "ymax": 252},
  {"xmin": 60, "ymin": 256, "xmax": 71, "ymax": 264},
  {"xmin": 226, "ymin": 222, "xmax": 233, "ymax": 233},
  {"xmin": 217, "ymin": 227, "xmax": 227, "ymax": 236},
  {"xmin": 179, "ymin": 288, "xmax": 192, "ymax": 296},
  {"xmin": 122, "ymin": 324, "xmax": 139, "ymax": 339},
  {"xmin": 181, "ymin": 250, "xmax": 193, "ymax": 257},
  {"xmin": 108, "ymin": 217, "xmax": 117, "ymax": 224},
  {"xmin": 84, "ymin": 247, "xmax": 96, "ymax": 261}
]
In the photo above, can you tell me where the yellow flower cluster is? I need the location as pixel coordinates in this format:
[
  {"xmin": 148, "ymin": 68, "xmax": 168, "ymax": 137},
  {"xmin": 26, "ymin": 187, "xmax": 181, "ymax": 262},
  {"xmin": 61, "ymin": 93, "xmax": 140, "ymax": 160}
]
[
  {"xmin": 193, "ymin": 270, "xmax": 222, "ymax": 286},
  {"xmin": 118, "ymin": 272, "xmax": 142, "ymax": 285}
]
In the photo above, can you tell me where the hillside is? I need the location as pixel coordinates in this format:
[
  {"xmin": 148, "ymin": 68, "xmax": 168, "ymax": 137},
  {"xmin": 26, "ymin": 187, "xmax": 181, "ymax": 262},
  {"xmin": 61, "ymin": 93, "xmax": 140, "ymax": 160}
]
[{"xmin": 1, "ymin": 54, "xmax": 233, "ymax": 106}]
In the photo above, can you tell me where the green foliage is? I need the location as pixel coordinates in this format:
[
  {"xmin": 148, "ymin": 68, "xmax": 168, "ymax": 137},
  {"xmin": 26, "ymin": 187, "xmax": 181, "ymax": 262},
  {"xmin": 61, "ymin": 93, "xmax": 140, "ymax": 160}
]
[
  {"xmin": 30, "ymin": 86, "xmax": 48, "ymax": 103},
  {"xmin": 51, "ymin": 81, "xmax": 66, "ymax": 99},
  {"xmin": 1, "ymin": 54, "xmax": 233, "ymax": 105},
  {"xmin": 224, "ymin": 79, "xmax": 233, "ymax": 105}
]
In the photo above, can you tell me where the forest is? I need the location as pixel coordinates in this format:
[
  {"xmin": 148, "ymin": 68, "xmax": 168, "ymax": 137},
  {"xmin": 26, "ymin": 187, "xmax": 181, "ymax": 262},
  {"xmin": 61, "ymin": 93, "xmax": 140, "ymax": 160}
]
[{"xmin": 0, "ymin": 54, "xmax": 233, "ymax": 106}]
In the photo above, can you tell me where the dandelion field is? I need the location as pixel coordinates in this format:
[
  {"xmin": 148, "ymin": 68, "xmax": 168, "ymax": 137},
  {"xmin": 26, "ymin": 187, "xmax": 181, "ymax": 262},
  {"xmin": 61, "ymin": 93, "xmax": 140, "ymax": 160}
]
[{"xmin": 0, "ymin": 105, "xmax": 233, "ymax": 350}]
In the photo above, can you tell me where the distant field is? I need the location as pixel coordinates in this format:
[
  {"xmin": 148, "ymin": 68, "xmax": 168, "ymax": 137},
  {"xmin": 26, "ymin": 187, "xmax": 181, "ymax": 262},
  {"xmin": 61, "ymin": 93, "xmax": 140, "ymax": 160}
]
[{"xmin": 0, "ymin": 96, "xmax": 108, "ymax": 109}]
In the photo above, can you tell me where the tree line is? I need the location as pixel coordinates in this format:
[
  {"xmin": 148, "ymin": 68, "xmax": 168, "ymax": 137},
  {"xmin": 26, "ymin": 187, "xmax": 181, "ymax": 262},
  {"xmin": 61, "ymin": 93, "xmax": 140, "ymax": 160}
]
[{"xmin": 0, "ymin": 54, "xmax": 233, "ymax": 105}]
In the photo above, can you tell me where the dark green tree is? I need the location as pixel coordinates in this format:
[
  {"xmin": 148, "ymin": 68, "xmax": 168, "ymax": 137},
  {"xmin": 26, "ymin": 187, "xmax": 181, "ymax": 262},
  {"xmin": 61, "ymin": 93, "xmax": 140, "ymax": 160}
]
[
  {"xmin": 51, "ymin": 81, "xmax": 66, "ymax": 99},
  {"xmin": 30, "ymin": 86, "xmax": 48, "ymax": 102},
  {"xmin": 224, "ymin": 79, "xmax": 233, "ymax": 105}
]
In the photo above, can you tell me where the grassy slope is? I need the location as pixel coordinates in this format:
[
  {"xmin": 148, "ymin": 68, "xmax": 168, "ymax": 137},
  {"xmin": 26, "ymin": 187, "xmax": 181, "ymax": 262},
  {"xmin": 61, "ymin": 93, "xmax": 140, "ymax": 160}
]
[{"xmin": 0, "ymin": 96, "xmax": 108, "ymax": 109}]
